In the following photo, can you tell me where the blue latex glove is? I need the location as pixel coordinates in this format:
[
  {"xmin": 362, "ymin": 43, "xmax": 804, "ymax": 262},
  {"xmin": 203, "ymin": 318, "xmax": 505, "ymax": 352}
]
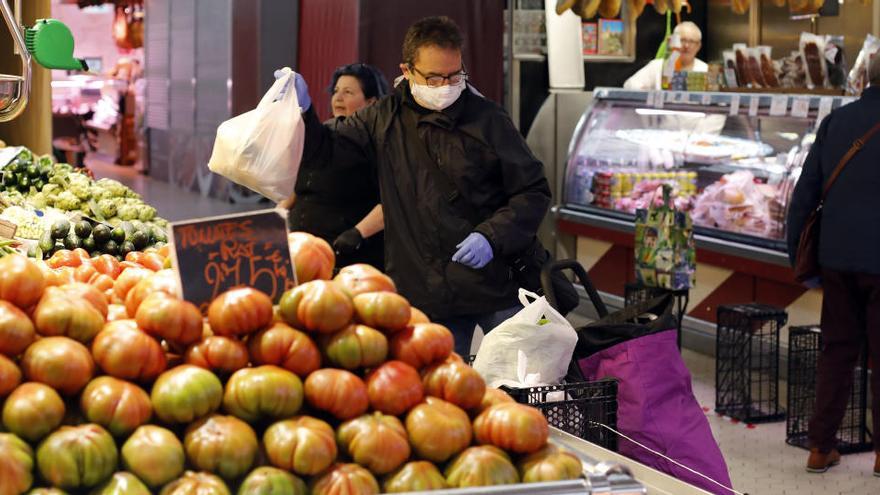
[
  {"xmin": 452, "ymin": 232, "xmax": 493, "ymax": 269},
  {"xmin": 273, "ymin": 69, "xmax": 311, "ymax": 110}
]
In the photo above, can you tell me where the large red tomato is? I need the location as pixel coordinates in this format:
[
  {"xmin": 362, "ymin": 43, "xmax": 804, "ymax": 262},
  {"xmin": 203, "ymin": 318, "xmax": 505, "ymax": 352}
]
[
  {"xmin": 21, "ymin": 336, "xmax": 94, "ymax": 395},
  {"xmin": 87, "ymin": 272, "xmax": 115, "ymax": 293},
  {"xmin": 334, "ymin": 264, "xmax": 396, "ymax": 296},
  {"xmin": 184, "ymin": 415, "xmax": 258, "ymax": 480},
  {"xmin": 352, "ymin": 292, "xmax": 411, "ymax": 333},
  {"xmin": 93, "ymin": 254, "xmax": 122, "ymax": 279},
  {"xmin": 239, "ymin": 467, "xmax": 307, "ymax": 495},
  {"xmin": 310, "ymin": 463, "xmax": 380, "ymax": 495},
  {"xmin": 122, "ymin": 425, "xmax": 185, "ymax": 488},
  {"xmin": 151, "ymin": 365, "xmax": 223, "ymax": 424},
  {"xmin": 36, "ymin": 424, "xmax": 118, "ymax": 489},
  {"xmin": 136, "ymin": 292, "xmax": 203, "ymax": 346},
  {"xmin": 365, "ymin": 361, "xmax": 423, "ymax": 416},
  {"xmin": 223, "ymin": 365, "xmax": 303, "ymax": 423},
  {"xmin": 422, "ymin": 359, "xmax": 486, "ymax": 411},
  {"xmin": 472, "ymin": 387, "xmax": 515, "ymax": 416},
  {"xmin": 0, "ymin": 433, "xmax": 33, "ymax": 495},
  {"xmin": 237, "ymin": 466, "xmax": 309, "ymax": 495},
  {"xmin": 0, "ymin": 300, "xmax": 36, "ymax": 357},
  {"xmin": 279, "ymin": 281, "xmax": 353, "ymax": 334},
  {"xmin": 382, "ymin": 461, "xmax": 448, "ymax": 493},
  {"xmin": 74, "ymin": 262, "xmax": 98, "ymax": 284},
  {"xmin": 90, "ymin": 471, "xmax": 150, "ymax": 495},
  {"xmin": 444, "ymin": 446, "xmax": 520, "ymax": 488},
  {"xmin": 56, "ymin": 281, "xmax": 109, "ymax": 317},
  {"xmin": 1, "ymin": 382, "xmax": 65, "ymax": 442},
  {"xmin": 319, "ymin": 324, "xmax": 388, "ymax": 370},
  {"xmin": 91, "ymin": 319, "xmax": 167, "ymax": 382},
  {"xmin": 185, "ymin": 336, "xmax": 249, "ymax": 376},
  {"xmin": 124, "ymin": 269, "xmax": 181, "ymax": 317},
  {"xmin": 390, "ymin": 323, "xmax": 453, "ymax": 369},
  {"xmin": 288, "ymin": 231, "xmax": 335, "ymax": 283},
  {"xmin": 473, "ymin": 402, "xmax": 549, "ymax": 454},
  {"xmin": 248, "ymin": 322, "xmax": 321, "ymax": 377},
  {"xmin": 263, "ymin": 416, "xmax": 337, "ymax": 476},
  {"xmin": 517, "ymin": 444, "xmax": 583, "ymax": 482},
  {"xmin": 337, "ymin": 412, "xmax": 411, "ymax": 475},
  {"xmin": 47, "ymin": 249, "xmax": 83, "ymax": 269},
  {"xmin": 0, "ymin": 254, "xmax": 46, "ymax": 309},
  {"xmin": 304, "ymin": 369, "xmax": 369, "ymax": 420},
  {"xmin": 207, "ymin": 287, "xmax": 274, "ymax": 337},
  {"xmin": 405, "ymin": 397, "xmax": 472, "ymax": 463},
  {"xmin": 80, "ymin": 376, "xmax": 152, "ymax": 437},
  {"xmin": 159, "ymin": 471, "xmax": 230, "ymax": 495},
  {"xmin": 408, "ymin": 307, "xmax": 431, "ymax": 325},
  {"xmin": 0, "ymin": 353, "xmax": 21, "ymax": 397},
  {"xmin": 112, "ymin": 266, "xmax": 152, "ymax": 302},
  {"xmin": 32, "ymin": 287, "xmax": 105, "ymax": 343}
]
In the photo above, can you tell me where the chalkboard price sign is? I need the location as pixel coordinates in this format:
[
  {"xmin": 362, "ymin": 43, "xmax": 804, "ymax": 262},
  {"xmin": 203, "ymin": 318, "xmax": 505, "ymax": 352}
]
[{"xmin": 169, "ymin": 209, "xmax": 295, "ymax": 311}]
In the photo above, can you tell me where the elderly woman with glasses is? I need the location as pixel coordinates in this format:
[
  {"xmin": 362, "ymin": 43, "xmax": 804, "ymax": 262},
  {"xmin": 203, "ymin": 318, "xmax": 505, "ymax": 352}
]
[
  {"xmin": 623, "ymin": 21, "xmax": 707, "ymax": 91},
  {"xmin": 284, "ymin": 63, "xmax": 389, "ymax": 270}
]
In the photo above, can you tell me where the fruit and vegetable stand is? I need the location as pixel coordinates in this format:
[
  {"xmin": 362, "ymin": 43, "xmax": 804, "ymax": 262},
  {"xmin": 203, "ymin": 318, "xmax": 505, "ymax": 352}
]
[{"xmin": 0, "ymin": 143, "xmax": 714, "ymax": 495}]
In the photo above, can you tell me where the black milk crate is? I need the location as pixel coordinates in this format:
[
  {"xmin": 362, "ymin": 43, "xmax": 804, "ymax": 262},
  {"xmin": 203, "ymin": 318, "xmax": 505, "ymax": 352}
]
[
  {"xmin": 500, "ymin": 379, "xmax": 619, "ymax": 452},
  {"xmin": 715, "ymin": 304, "xmax": 787, "ymax": 423},
  {"xmin": 624, "ymin": 282, "xmax": 690, "ymax": 349},
  {"xmin": 785, "ymin": 326, "xmax": 873, "ymax": 454}
]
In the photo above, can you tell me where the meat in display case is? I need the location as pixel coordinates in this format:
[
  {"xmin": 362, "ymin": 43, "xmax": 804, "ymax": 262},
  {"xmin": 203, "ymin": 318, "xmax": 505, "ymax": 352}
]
[{"xmin": 562, "ymin": 88, "xmax": 856, "ymax": 252}]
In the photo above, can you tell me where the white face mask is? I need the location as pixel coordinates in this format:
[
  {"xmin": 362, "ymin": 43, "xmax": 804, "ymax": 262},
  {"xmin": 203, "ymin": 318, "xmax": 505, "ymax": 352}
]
[{"xmin": 409, "ymin": 79, "xmax": 466, "ymax": 111}]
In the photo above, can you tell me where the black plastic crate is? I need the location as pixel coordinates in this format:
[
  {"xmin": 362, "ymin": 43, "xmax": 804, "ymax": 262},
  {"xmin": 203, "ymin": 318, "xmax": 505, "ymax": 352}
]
[
  {"xmin": 785, "ymin": 326, "xmax": 873, "ymax": 454},
  {"xmin": 715, "ymin": 304, "xmax": 787, "ymax": 423},
  {"xmin": 501, "ymin": 379, "xmax": 619, "ymax": 452},
  {"xmin": 624, "ymin": 282, "xmax": 690, "ymax": 349}
]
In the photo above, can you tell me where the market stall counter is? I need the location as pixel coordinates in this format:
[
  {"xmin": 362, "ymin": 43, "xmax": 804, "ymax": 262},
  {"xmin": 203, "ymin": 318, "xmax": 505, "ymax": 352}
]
[{"xmin": 555, "ymin": 88, "xmax": 855, "ymax": 335}]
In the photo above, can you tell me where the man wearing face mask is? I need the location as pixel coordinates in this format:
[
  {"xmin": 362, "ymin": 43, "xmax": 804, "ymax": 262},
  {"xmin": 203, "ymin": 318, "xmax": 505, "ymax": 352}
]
[{"xmin": 295, "ymin": 16, "xmax": 552, "ymax": 357}]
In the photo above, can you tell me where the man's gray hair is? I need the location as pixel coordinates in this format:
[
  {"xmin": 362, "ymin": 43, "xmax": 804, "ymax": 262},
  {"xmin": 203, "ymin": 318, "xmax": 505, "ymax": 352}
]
[
  {"xmin": 870, "ymin": 55, "xmax": 880, "ymax": 87},
  {"xmin": 673, "ymin": 21, "xmax": 702, "ymax": 41}
]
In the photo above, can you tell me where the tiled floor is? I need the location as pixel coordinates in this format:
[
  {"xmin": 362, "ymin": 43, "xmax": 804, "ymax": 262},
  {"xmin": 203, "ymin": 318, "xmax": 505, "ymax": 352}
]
[{"xmin": 682, "ymin": 349, "xmax": 878, "ymax": 495}]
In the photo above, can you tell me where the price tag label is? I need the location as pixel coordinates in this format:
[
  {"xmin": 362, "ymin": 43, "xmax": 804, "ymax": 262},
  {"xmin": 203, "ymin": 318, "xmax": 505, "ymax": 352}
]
[
  {"xmin": 170, "ymin": 209, "xmax": 296, "ymax": 311},
  {"xmin": 701, "ymin": 93, "xmax": 712, "ymax": 106},
  {"xmin": 724, "ymin": 68, "xmax": 739, "ymax": 88},
  {"xmin": 646, "ymin": 91, "xmax": 655, "ymax": 107},
  {"xmin": 790, "ymin": 97, "xmax": 810, "ymax": 118},
  {"xmin": 729, "ymin": 95, "xmax": 741, "ymax": 116},
  {"xmin": 816, "ymin": 96, "xmax": 834, "ymax": 124},
  {"xmin": 769, "ymin": 95, "xmax": 788, "ymax": 117},
  {"xmin": 654, "ymin": 91, "xmax": 665, "ymax": 109},
  {"xmin": 748, "ymin": 96, "xmax": 760, "ymax": 117},
  {"xmin": 0, "ymin": 146, "xmax": 25, "ymax": 170},
  {"xmin": 675, "ymin": 92, "xmax": 686, "ymax": 103}
]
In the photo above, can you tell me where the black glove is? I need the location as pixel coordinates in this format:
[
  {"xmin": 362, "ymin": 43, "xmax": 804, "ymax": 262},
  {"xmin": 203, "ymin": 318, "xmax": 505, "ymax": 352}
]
[{"xmin": 333, "ymin": 228, "xmax": 364, "ymax": 256}]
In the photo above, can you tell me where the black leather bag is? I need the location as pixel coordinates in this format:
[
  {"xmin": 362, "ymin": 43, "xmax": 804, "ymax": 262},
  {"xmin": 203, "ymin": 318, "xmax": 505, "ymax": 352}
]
[{"xmin": 510, "ymin": 241, "xmax": 579, "ymax": 316}]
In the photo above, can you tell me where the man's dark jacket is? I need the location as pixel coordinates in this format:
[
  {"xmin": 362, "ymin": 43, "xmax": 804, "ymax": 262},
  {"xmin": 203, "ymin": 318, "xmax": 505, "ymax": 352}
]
[
  {"xmin": 301, "ymin": 81, "xmax": 552, "ymax": 318},
  {"xmin": 787, "ymin": 86, "xmax": 880, "ymax": 275}
]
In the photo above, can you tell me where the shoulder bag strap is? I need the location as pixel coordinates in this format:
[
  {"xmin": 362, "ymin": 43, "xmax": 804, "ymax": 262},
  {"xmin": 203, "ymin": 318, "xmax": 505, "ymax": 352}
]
[{"xmin": 819, "ymin": 121, "xmax": 880, "ymax": 207}]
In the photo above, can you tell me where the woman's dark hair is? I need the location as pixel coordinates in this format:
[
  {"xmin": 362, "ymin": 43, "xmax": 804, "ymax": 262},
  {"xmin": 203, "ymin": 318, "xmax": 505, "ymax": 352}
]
[
  {"xmin": 328, "ymin": 63, "xmax": 389, "ymax": 100},
  {"xmin": 401, "ymin": 16, "xmax": 464, "ymax": 65}
]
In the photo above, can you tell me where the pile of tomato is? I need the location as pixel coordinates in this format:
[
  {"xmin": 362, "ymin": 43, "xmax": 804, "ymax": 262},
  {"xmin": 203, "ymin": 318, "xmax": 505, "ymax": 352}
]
[{"xmin": 0, "ymin": 233, "xmax": 583, "ymax": 495}]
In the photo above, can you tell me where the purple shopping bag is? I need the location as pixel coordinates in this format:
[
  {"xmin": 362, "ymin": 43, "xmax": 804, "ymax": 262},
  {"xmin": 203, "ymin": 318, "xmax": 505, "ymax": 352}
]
[{"xmin": 579, "ymin": 329, "xmax": 733, "ymax": 495}]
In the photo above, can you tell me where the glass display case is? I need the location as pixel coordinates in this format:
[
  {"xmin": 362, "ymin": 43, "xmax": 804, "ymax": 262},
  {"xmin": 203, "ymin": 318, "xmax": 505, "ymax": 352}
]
[{"xmin": 561, "ymin": 88, "xmax": 855, "ymax": 253}]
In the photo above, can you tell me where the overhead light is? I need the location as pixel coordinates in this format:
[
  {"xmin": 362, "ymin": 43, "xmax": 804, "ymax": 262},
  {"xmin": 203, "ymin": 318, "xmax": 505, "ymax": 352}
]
[{"xmin": 635, "ymin": 108, "xmax": 707, "ymax": 118}]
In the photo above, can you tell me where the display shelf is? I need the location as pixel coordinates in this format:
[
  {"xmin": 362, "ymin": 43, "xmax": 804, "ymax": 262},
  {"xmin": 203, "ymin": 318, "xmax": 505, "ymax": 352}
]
[{"xmin": 561, "ymin": 88, "xmax": 852, "ymax": 253}]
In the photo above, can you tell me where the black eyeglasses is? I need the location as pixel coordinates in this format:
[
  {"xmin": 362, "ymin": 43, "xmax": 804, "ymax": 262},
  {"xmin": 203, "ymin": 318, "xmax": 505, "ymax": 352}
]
[{"xmin": 408, "ymin": 65, "xmax": 468, "ymax": 88}]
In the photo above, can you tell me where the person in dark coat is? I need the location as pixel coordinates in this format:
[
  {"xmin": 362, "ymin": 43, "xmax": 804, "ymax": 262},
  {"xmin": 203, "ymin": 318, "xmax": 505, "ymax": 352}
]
[
  {"xmin": 292, "ymin": 16, "xmax": 551, "ymax": 357},
  {"xmin": 786, "ymin": 58, "xmax": 880, "ymax": 477},
  {"xmin": 283, "ymin": 63, "xmax": 389, "ymax": 270}
]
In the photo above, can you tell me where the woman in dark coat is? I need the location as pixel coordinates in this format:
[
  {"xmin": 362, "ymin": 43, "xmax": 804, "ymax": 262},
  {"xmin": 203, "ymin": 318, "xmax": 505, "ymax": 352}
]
[{"xmin": 285, "ymin": 63, "xmax": 388, "ymax": 270}]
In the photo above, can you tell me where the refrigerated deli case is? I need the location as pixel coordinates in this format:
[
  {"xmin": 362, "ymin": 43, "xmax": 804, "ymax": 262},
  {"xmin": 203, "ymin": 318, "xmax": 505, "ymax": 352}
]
[{"xmin": 555, "ymin": 88, "xmax": 855, "ymax": 333}]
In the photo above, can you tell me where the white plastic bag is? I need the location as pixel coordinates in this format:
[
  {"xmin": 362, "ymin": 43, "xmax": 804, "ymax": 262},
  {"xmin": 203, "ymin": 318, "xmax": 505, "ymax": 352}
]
[
  {"xmin": 472, "ymin": 289, "xmax": 578, "ymax": 389},
  {"xmin": 208, "ymin": 67, "xmax": 304, "ymax": 202}
]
